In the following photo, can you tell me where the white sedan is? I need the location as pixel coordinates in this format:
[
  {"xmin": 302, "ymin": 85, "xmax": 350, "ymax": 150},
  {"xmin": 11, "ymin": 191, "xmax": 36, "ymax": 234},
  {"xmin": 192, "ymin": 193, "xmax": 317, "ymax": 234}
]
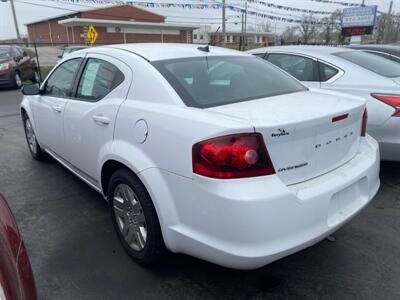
[
  {"xmin": 247, "ymin": 46, "xmax": 400, "ymax": 161},
  {"xmin": 20, "ymin": 44, "xmax": 380, "ymax": 269}
]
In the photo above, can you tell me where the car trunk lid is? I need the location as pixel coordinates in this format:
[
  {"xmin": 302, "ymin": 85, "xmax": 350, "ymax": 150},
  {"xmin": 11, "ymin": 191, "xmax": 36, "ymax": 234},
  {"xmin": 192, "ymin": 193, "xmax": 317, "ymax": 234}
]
[{"xmin": 207, "ymin": 90, "xmax": 366, "ymax": 185}]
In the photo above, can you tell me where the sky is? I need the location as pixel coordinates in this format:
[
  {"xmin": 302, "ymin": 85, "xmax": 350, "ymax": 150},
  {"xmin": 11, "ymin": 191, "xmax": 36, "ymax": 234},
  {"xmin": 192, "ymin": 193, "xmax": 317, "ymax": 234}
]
[{"xmin": 0, "ymin": 0, "xmax": 398, "ymax": 40}]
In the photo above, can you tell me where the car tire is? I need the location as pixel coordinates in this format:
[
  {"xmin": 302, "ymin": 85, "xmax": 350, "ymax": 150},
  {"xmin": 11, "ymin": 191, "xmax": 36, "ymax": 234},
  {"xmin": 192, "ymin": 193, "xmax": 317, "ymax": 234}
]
[
  {"xmin": 31, "ymin": 69, "xmax": 40, "ymax": 83},
  {"xmin": 22, "ymin": 115, "xmax": 47, "ymax": 161},
  {"xmin": 14, "ymin": 72, "xmax": 22, "ymax": 89},
  {"xmin": 108, "ymin": 168, "xmax": 165, "ymax": 266}
]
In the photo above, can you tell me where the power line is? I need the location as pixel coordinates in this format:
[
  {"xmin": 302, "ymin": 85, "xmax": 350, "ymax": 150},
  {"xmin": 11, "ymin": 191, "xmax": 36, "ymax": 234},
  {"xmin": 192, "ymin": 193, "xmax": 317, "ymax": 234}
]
[
  {"xmin": 14, "ymin": 0, "xmax": 337, "ymax": 28},
  {"xmin": 15, "ymin": 0, "xmax": 242, "ymax": 22}
]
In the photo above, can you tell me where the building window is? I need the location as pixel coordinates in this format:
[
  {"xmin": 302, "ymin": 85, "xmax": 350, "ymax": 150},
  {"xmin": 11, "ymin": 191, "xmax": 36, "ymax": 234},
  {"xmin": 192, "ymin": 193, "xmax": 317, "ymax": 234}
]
[
  {"xmin": 200, "ymin": 34, "xmax": 204, "ymax": 40},
  {"xmin": 194, "ymin": 34, "xmax": 198, "ymax": 40}
]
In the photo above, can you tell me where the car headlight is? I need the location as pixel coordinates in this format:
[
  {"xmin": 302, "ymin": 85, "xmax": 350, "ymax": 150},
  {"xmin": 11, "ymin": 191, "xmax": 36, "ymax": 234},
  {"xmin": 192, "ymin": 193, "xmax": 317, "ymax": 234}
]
[{"xmin": 0, "ymin": 62, "xmax": 10, "ymax": 71}]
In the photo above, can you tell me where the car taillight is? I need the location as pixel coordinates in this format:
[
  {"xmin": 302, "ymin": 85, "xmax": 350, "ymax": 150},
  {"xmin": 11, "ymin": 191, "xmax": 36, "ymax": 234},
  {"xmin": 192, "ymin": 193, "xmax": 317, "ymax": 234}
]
[
  {"xmin": 361, "ymin": 109, "xmax": 368, "ymax": 137},
  {"xmin": 371, "ymin": 93, "xmax": 400, "ymax": 117},
  {"xmin": 192, "ymin": 133, "xmax": 275, "ymax": 179}
]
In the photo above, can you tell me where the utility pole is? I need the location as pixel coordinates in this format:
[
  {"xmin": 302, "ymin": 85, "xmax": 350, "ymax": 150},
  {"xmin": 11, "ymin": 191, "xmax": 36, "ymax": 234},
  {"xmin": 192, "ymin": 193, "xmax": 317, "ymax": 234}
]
[
  {"xmin": 222, "ymin": 0, "xmax": 226, "ymax": 47},
  {"xmin": 383, "ymin": 0, "xmax": 393, "ymax": 43},
  {"xmin": 244, "ymin": 1, "xmax": 248, "ymax": 51},
  {"xmin": 241, "ymin": 13, "xmax": 244, "ymax": 51},
  {"xmin": 1, "ymin": 0, "xmax": 21, "ymax": 40}
]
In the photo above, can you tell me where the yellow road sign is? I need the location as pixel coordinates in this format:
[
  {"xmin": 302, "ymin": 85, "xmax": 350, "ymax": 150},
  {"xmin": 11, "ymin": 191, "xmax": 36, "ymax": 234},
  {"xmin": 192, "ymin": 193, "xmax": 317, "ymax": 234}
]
[{"xmin": 87, "ymin": 25, "xmax": 98, "ymax": 44}]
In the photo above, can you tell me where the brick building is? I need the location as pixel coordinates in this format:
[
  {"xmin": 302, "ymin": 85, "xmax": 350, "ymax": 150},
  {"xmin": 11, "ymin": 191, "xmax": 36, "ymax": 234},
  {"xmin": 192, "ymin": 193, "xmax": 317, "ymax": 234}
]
[
  {"xmin": 210, "ymin": 31, "xmax": 276, "ymax": 47},
  {"xmin": 26, "ymin": 5, "xmax": 197, "ymax": 45}
]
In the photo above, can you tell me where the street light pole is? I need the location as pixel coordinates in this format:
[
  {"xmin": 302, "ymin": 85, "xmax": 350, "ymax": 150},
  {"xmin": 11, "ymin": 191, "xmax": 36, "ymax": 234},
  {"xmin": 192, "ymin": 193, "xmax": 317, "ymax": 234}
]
[
  {"xmin": 1, "ymin": 0, "xmax": 21, "ymax": 40},
  {"xmin": 222, "ymin": 0, "xmax": 226, "ymax": 47},
  {"xmin": 244, "ymin": 1, "xmax": 248, "ymax": 50}
]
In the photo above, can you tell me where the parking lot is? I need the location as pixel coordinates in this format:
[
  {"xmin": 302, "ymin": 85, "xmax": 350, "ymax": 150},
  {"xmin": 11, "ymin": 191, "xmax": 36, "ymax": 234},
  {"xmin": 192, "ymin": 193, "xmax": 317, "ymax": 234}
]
[{"xmin": 1, "ymin": 88, "xmax": 400, "ymax": 299}]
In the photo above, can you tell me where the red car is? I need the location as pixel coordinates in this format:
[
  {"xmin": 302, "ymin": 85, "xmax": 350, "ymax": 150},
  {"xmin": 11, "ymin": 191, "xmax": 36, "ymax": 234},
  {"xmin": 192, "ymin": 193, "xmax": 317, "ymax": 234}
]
[
  {"xmin": 0, "ymin": 46, "xmax": 39, "ymax": 89},
  {"xmin": 0, "ymin": 193, "xmax": 37, "ymax": 300}
]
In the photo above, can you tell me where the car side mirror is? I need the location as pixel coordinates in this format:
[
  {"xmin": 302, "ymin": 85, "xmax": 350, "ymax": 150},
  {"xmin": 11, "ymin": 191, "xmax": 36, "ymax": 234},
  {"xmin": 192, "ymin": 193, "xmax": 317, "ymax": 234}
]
[
  {"xmin": 57, "ymin": 54, "xmax": 62, "ymax": 59},
  {"xmin": 22, "ymin": 83, "xmax": 41, "ymax": 96}
]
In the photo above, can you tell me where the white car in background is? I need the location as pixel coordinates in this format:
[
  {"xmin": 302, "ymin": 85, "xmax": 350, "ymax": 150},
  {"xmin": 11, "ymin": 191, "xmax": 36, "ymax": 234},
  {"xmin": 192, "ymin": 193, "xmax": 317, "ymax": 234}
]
[
  {"xmin": 20, "ymin": 44, "xmax": 379, "ymax": 269},
  {"xmin": 247, "ymin": 46, "xmax": 400, "ymax": 161}
]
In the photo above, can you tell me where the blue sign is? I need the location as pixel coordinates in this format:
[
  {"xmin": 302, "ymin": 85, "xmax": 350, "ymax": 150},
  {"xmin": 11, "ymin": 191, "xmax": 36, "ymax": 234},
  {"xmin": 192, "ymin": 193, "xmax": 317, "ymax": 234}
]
[{"xmin": 342, "ymin": 5, "xmax": 378, "ymax": 28}]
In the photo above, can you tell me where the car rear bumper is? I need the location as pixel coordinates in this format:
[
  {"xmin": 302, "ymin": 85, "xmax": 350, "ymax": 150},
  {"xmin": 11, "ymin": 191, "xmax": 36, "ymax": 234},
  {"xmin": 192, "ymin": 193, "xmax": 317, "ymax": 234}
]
[
  {"xmin": 369, "ymin": 116, "xmax": 400, "ymax": 161},
  {"xmin": 139, "ymin": 135, "xmax": 380, "ymax": 269}
]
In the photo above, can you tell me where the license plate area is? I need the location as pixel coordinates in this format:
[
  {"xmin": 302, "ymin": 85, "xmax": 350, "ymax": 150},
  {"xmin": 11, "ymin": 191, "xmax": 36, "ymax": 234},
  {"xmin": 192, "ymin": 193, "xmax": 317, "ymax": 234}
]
[{"xmin": 327, "ymin": 177, "xmax": 368, "ymax": 227}]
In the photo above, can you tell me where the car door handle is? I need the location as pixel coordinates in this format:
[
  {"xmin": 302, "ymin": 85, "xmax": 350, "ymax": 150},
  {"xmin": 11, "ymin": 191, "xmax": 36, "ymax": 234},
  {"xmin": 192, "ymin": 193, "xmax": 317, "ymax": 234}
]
[
  {"xmin": 52, "ymin": 105, "xmax": 62, "ymax": 113},
  {"xmin": 92, "ymin": 114, "xmax": 110, "ymax": 125}
]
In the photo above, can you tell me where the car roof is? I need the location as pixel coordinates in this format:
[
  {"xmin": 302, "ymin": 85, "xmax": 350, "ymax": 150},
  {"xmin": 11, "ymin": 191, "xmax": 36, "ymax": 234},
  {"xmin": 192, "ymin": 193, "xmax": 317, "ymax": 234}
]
[
  {"xmin": 348, "ymin": 44, "xmax": 400, "ymax": 50},
  {"xmin": 247, "ymin": 45, "xmax": 353, "ymax": 55},
  {"xmin": 94, "ymin": 43, "xmax": 249, "ymax": 62},
  {"xmin": 247, "ymin": 45, "xmax": 356, "ymax": 60},
  {"xmin": 347, "ymin": 44, "xmax": 400, "ymax": 55}
]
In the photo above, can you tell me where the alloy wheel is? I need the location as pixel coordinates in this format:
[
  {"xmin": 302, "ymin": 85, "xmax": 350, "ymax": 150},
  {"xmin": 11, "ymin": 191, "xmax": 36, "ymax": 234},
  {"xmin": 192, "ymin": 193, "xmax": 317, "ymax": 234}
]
[
  {"xmin": 15, "ymin": 73, "xmax": 22, "ymax": 88},
  {"xmin": 113, "ymin": 184, "xmax": 147, "ymax": 251},
  {"xmin": 25, "ymin": 119, "xmax": 37, "ymax": 155}
]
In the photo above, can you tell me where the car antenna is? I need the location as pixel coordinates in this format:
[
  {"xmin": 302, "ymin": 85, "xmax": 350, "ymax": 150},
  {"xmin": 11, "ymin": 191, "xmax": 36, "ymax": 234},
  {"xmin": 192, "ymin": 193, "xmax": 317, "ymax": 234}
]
[
  {"xmin": 197, "ymin": 45, "xmax": 210, "ymax": 52},
  {"xmin": 197, "ymin": 26, "xmax": 220, "ymax": 52}
]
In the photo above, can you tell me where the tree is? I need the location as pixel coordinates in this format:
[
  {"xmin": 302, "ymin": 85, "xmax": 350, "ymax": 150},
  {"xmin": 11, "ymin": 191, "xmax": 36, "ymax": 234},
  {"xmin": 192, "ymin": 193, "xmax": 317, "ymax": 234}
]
[
  {"xmin": 320, "ymin": 10, "xmax": 343, "ymax": 44},
  {"xmin": 257, "ymin": 21, "xmax": 272, "ymax": 33},
  {"xmin": 374, "ymin": 13, "xmax": 400, "ymax": 44},
  {"xmin": 281, "ymin": 26, "xmax": 299, "ymax": 44},
  {"xmin": 297, "ymin": 14, "xmax": 318, "ymax": 44}
]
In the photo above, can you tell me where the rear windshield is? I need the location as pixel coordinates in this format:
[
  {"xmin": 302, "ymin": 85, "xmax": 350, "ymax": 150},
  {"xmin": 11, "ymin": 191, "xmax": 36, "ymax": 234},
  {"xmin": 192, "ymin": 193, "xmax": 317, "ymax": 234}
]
[
  {"xmin": 0, "ymin": 47, "xmax": 10, "ymax": 59},
  {"xmin": 152, "ymin": 56, "xmax": 306, "ymax": 108},
  {"xmin": 335, "ymin": 51, "xmax": 400, "ymax": 78}
]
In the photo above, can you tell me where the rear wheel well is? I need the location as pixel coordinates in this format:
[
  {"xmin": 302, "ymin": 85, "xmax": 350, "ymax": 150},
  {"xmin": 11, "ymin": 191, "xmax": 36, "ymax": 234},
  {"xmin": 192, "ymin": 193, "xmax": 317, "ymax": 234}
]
[
  {"xmin": 21, "ymin": 108, "xmax": 27, "ymax": 119},
  {"xmin": 101, "ymin": 160, "xmax": 137, "ymax": 197}
]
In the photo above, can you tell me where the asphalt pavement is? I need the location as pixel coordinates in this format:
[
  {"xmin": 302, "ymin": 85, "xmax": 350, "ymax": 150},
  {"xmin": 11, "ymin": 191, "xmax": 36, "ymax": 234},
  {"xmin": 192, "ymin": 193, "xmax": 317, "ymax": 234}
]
[{"xmin": 0, "ymin": 89, "xmax": 400, "ymax": 299}]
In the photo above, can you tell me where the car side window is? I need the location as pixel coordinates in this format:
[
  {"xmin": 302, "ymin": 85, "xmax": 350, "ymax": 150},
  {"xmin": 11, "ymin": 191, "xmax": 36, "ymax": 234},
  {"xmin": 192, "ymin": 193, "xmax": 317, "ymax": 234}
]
[
  {"xmin": 12, "ymin": 47, "xmax": 21, "ymax": 58},
  {"xmin": 44, "ymin": 58, "xmax": 82, "ymax": 98},
  {"xmin": 267, "ymin": 53, "xmax": 318, "ymax": 82},
  {"xmin": 16, "ymin": 47, "xmax": 25, "ymax": 56},
  {"xmin": 318, "ymin": 62, "xmax": 339, "ymax": 82},
  {"xmin": 76, "ymin": 58, "xmax": 124, "ymax": 102}
]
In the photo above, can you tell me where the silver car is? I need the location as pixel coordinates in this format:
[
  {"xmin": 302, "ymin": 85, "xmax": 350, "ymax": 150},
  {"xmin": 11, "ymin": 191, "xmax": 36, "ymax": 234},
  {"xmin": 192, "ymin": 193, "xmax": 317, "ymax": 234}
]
[{"xmin": 247, "ymin": 46, "xmax": 400, "ymax": 161}]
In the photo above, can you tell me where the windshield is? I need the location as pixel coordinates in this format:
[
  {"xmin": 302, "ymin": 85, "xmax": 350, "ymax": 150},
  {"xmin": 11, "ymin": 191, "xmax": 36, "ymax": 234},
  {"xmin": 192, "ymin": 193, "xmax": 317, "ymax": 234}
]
[
  {"xmin": 152, "ymin": 56, "xmax": 306, "ymax": 108},
  {"xmin": 335, "ymin": 51, "xmax": 400, "ymax": 78},
  {"xmin": 0, "ymin": 47, "xmax": 10, "ymax": 59}
]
